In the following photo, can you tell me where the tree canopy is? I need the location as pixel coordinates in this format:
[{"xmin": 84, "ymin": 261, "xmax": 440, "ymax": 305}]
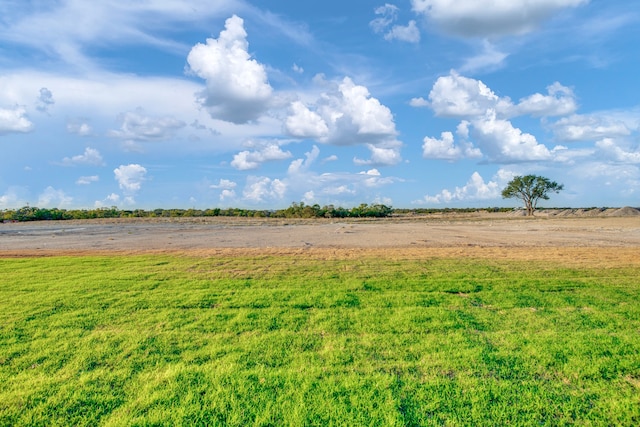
[
  {"xmin": 1, "ymin": 203, "xmax": 395, "ymax": 222},
  {"xmin": 501, "ymin": 175, "xmax": 564, "ymax": 216}
]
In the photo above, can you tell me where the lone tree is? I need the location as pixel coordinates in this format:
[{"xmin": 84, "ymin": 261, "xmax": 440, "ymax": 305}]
[{"xmin": 501, "ymin": 175, "xmax": 564, "ymax": 216}]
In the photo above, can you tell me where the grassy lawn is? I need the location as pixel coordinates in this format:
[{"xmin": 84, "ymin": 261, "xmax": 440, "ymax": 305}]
[{"xmin": 1, "ymin": 253, "xmax": 639, "ymax": 426}]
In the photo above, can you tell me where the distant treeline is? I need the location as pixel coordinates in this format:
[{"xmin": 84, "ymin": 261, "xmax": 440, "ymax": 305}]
[
  {"xmin": 1, "ymin": 203, "xmax": 397, "ymax": 222},
  {"xmin": 394, "ymin": 207, "xmax": 513, "ymax": 214}
]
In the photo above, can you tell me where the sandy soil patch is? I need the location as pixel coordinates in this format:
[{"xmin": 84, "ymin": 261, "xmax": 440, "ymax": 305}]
[{"xmin": 1, "ymin": 214, "xmax": 638, "ymax": 266}]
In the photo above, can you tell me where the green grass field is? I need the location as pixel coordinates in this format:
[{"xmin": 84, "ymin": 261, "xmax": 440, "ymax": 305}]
[{"xmin": 1, "ymin": 253, "xmax": 639, "ymax": 426}]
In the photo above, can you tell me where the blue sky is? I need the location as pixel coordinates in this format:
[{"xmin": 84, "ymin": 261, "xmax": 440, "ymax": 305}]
[{"xmin": 1, "ymin": 0, "xmax": 638, "ymax": 210}]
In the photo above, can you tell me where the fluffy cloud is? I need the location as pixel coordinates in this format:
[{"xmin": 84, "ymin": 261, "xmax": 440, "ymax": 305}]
[
  {"xmin": 109, "ymin": 110, "xmax": 185, "ymax": 142},
  {"xmin": 288, "ymin": 145, "xmax": 320, "ymax": 175},
  {"xmin": 94, "ymin": 193, "xmax": 121, "ymax": 208},
  {"xmin": 422, "ymin": 131, "xmax": 482, "ymax": 160},
  {"xmin": 552, "ymin": 113, "xmax": 632, "ymax": 142},
  {"xmin": 210, "ymin": 179, "xmax": 237, "ymax": 190},
  {"xmin": 218, "ymin": 189, "xmax": 236, "ymax": 201},
  {"xmin": 211, "ymin": 179, "xmax": 237, "ymax": 201},
  {"xmin": 358, "ymin": 168, "xmax": 396, "ymax": 187},
  {"xmin": 428, "ymin": 72, "xmax": 513, "ymax": 118},
  {"xmin": 285, "ymin": 101, "xmax": 329, "ymax": 139},
  {"xmin": 114, "ymin": 164, "xmax": 147, "ymax": 193},
  {"xmin": 187, "ymin": 15, "xmax": 273, "ymax": 124},
  {"xmin": 409, "ymin": 97, "xmax": 429, "ymax": 107},
  {"xmin": 418, "ymin": 171, "xmax": 501, "ymax": 204},
  {"xmin": 231, "ymin": 141, "xmax": 292, "ymax": 170},
  {"xmin": 37, "ymin": 186, "xmax": 72, "ymax": 207},
  {"xmin": 428, "ymin": 72, "xmax": 578, "ymax": 119},
  {"xmin": 472, "ymin": 110, "xmax": 552, "ymax": 162},
  {"xmin": 421, "ymin": 72, "xmax": 580, "ymax": 163},
  {"xmin": 285, "ymin": 77, "xmax": 402, "ymax": 165},
  {"xmin": 336, "ymin": 77, "xmax": 397, "ymax": 136},
  {"xmin": 242, "ymin": 176, "xmax": 286, "ymax": 203},
  {"xmin": 516, "ymin": 82, "xmax": 577, "ymax": 117},
  {"xmin": 286, "ymin": 77, "xmax": 397, "ymax": 142},
  {"xmin": 284, "ymin": 145, "xmax": 399, "ymax": 205},
  {"xmin": 0, "ymin": 187, "xmax": 28, "ymax": 208},
  {"xmin": 596, "ymin": 138, "xmax": 640, "ymax": 163},
  {"xmin": 0, "ymin": 106, "xmax": 34, "ymax": 135},
  {"xmin": 61, "ymin": 147, "xmax": 105, "ymax": 166},
  {"xmin": 354, "ymin": 141, "xmax": 403, "ymax": 166},
  {"xmin": 410, "ymin": 0, "xmax": 588, "ymax": 38}
]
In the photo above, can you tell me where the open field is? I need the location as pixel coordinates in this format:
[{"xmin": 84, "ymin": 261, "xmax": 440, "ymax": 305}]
[
  {"xmin": 0, "ymin": 212, "xmax": 639, "ymax": 255},
  {"xmin": 1, "ymin": 214, "xmax": 639, "ymax": 425}
]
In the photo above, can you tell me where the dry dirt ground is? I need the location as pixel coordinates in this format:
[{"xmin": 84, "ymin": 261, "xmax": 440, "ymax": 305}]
[{"xmin": 1, "ymin": 212, "xmax": 639, "ymax": 267}]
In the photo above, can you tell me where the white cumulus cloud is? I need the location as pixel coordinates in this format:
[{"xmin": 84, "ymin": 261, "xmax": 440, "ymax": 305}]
[
  {"xmin": 0, "ymin": 187, "xmax": 28, "ymax": 208},
  {"xmin": 94, "ymin": 193, "xmax": 121, "ymax": 208},
  {"xmin": 114, "ymin": 164, "xmax": 147, "ymax": 193},
  {"xmin": 354, "ymin": 141, "xmax": 403, "ymax": 166},
  {"xmin": 282, "ymin": 146, "xmax": 401, "ymax": 205},
  {"xmin": 428, "ymin": 71, "xmax": 514, "ymax": 118},
  {"xmin": 422, "ymin": 131, "xmax": 482, "ymax": 160},
  {"xmin": 471, "ymin": 110, "xmax": 552, "ymax": 162},
  {"xmin": 37, "ymin": 186, "xmax": 72, "ymax": 208},
  {"xmin": 219, "ymin": 189, "xmax": 236, "ymax": 201},
  {"xmin": 0, "ymin": 106, "xmax": 34, "ymax": 135},
  {"xmin": 288, "ymin": 145, "xmax": 320, "ymax": 175},
  {"xmin": 285, "ymin": 77, "xmax": 402, "ymax": 165},
  {"xmin": 285, "ymin": 101, "xmax": 329, "ymax": 139},
  {"xmin": 552, "ymin": 113, "xmax": 632, "ymax": 142},
  {"xmin": 210, "ymin": 179, "xmax": 237, "ymax": 190},
  {"xmin": 243, "ymin": 176, "xmax": 287, "ymax": 203},
  {"xmin": 210, "ymin": 179, "xmax": 238, "ymax": 202},
  {"xmin": 516, "ymin": 82, "xmax": 578, "ymax": 117},
  {"xmin": 187, "ymin": 15, "xmax": 273, "ymax": 124},
  {"xmin": 596, "ymin": 138, "xmax": 640, "ymax": 164},
  {"xmin": 336, "ymin": 77, "xmax": 397, "ymax": 136},
  {"xmin": 419, "ymin": 171, "xmax": 501, "ymax": 204},
  {"xmin": 409, "ymin": 97, "xmax": 429, "ymax": 107},
  {"xmin": 231, "ymin": 141, "xmax": 292, "ymax": 170},
  {"xmin": 358, "ymin": 168, "xmax": 396, "ymax": 187},
  {"xmin": 420, "ymin": 72, "xmax": 581, "ymax": 163}
]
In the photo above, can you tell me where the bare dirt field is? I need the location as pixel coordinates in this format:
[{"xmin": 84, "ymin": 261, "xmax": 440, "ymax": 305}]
[{"xmin": 1, "ymin": 210, "xmax": 639, "ymax": 267}]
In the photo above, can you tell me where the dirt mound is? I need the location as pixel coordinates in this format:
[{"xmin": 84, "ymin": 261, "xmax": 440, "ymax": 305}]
[
  {"xmin": 606, "ymin": 206, "xmax": 640, "ymax": 217},
  {"xmin": 547, "ymin": 209, "xmax": 573, "ymax": 217},
  {"xmin": 531, "ymin": 207, "xmax": 638, "ymax": 217}
]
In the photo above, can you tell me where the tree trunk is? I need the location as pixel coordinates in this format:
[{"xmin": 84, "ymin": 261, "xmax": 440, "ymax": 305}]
[{"xmin": 525, "ymin": 199, "xmax": 534, "ymax": 216}]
